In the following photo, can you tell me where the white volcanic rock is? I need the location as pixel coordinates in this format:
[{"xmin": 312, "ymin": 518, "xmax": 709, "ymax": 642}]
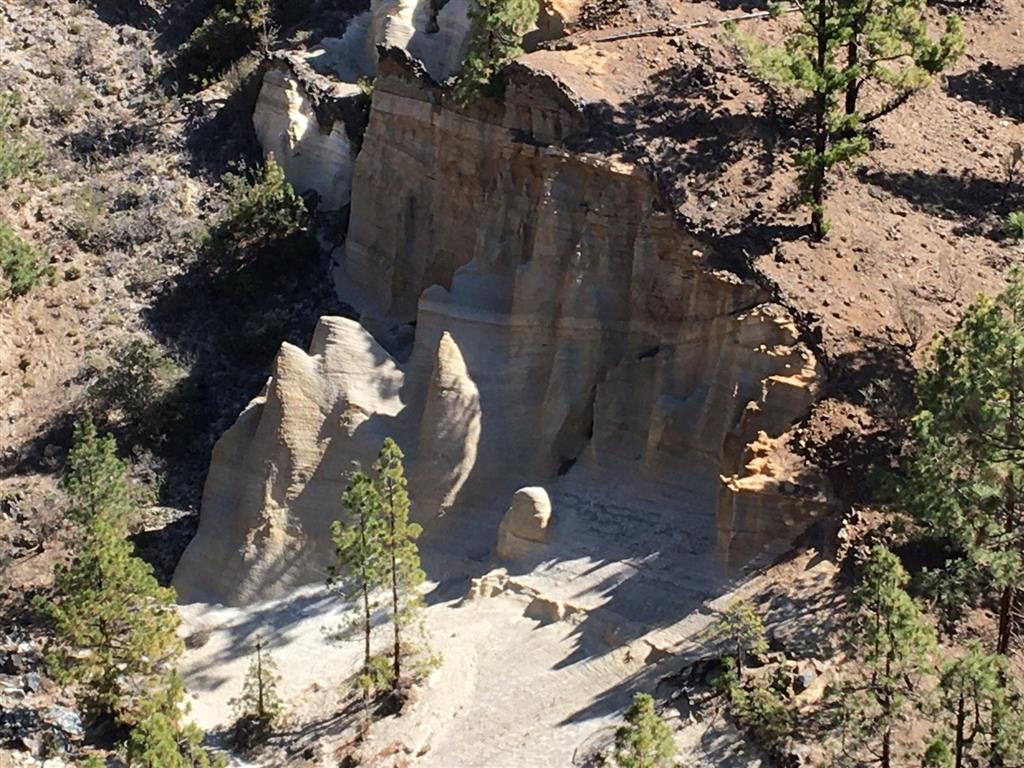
[
  {"xmin": 496, "ymin": 486, "xmax": 553, "ymax": 560},
  {"xmin": 251, "ymin": 0, "xmax": 475, "ymax": 210},
  {"xmin": 176, "ymin": 54, "xmax": 828, "ymax": 607},
  {"xmin": 253, "ymin": 66, "xmax": 356, "ymax": 210}
]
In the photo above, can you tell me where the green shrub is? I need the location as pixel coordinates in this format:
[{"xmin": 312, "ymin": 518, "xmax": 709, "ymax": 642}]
[
  {"xmin": 201, "ymin": 156, "xmax": 308, "ymax": 274},
  {"xmin": 89, "ymin": 335, "xmax": 187, "ymax": 446},
  {"xmin": 0, "ymin": 219, "xmax": 47, "ymax": 299},
  {"xmin": 177, "ymin": 0, "xmax": 271, "ymax": 87},
  {"xmin": 0, "ymin": 91, "xmax": 44, "ymax": 184},
  {"xmin": 714, "ymin": 661, "xmax": 795, "ymax": 756},
  {"xmin": 612, "ymin": 692, "xmax": 677, "ymax": 768},
  {"xmin": 1005, "ymin": 211, "xmax": 1024, "ymax": 239}
]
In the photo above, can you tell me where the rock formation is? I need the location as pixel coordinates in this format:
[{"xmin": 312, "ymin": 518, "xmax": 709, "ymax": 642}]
[
  {"xmin": 174, "ymin": 49, "xmax": 830, "ymax": 607},
  {"xmin": 497, "ymin": 487, "xmax": 553, "ymax": 560}
]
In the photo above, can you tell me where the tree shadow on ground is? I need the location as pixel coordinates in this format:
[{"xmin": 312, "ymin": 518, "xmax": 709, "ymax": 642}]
[
  {"xmin": 860, "ymin": 167, "xmax": 1014, "ymax": 237},
  {"xmin": 946, "ymin": 62, "xmax": 1024, "ymax": 123},
  {"xmin": 574, "ymin": 60, "xmax": 787, "ymax": 177},
  {"xmin": 180, "ymin": 63, "xmax": 265, "ymax": 180},
  {"xmin": 570, "ymin": 58, "xmax": 798, "ymax": 261}
]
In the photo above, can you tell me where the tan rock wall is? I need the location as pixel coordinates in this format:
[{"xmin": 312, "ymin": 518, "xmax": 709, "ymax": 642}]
[{"xmin": 174, "ymin": 54, "xmax": 829, "ymax": 606}]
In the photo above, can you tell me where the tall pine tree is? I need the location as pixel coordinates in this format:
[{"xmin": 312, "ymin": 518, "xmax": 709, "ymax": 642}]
[
  {"xmin": 734, "ymin": 0, "xmax": 961, "ymax": 238},
  {"xmin": 374, "ymin": 438, "xmax": 425, "ymax": 691},
  {"xmin": 39, "ymin": 416, "xmax": 182, "ymax": 727},
  {"xmin": 934, "ymin": 641, "xmax": 1024, "ymax": 768},
  {"xmin": 328, "ymin": 471, "xmax": 390, "ymax": 727},
  {"xmin": 898, "ymin": 268, "xmax": 1024, "ymax": 654},
  {"xmin": 230, "ymin": 634, "xmax": 283, "ymax": 746},
  {"xmin": 838, "ymin": 546, "xmax": 937, "ymax": 768}
]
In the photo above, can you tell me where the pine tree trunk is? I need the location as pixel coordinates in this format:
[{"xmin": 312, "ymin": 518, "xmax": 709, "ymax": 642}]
[
  {"xmin": 955, "ymin": 691, "xmax": 965, "ymax": 768},
  {"xmin": 257, "ymin": 638, "xmax": 265, "ymax": 721},
  {"xmin": 881, "ymin": 647, "xmax": 893, "ymax": 768},
  {"xmin": 362, "ymin": 582, "xmax": 371, "ymax": 736},
  {"xmin": 997, "ymin": 584, "xmax": 1014, "ymax": 655},
  {"xmin": 389, "ymin": 485, "xmax": 401, "ymax": 690},
  {"xmin": 845, "ymin": 40, "xmax": 859, "ymax": 116},
  {"xmin": 811, "ymin": 0, "xmax": 829, "ymax": 240}
]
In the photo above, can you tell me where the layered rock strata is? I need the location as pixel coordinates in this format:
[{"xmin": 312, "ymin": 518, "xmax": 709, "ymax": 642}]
[{"xmin": 175, "ymin": 50, "xmax": 829, "ymax": 607}]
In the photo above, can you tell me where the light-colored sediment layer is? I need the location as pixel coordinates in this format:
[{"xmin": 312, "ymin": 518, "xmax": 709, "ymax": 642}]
[
  {"xmin": 177, "ymin": 33, "xmax": 835, "ymax": 768},
  {"xmin": 175, "ymin": 52, "xmax": 829, "ymax": 607},
  {"xmin": 251, "ymin": 0, "xmax": 475, "ymax": 209}
]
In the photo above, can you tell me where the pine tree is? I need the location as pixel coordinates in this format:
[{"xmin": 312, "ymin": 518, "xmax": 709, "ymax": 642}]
[
  {"xmin": 898, "ymin": 268, "xmax": 1024, "ymax": 655},
  {"xmin": 935, "ymin": 641, "xmax": 1020, "ymax": 768},
  {"xmin": 452, "ymin": 0, "xmax": 537, "ymax": 104},
  {"xmin": 374, "ymin": 438, "xmax": 426, "ymax": 691},
  {"xmin": 734, "ymin": 0, "xmax": 962, "ymax": 238},
  {"xmin": 327, "ymin": 471, "xmax": 390, "ymax": 726},
  {"xmin": 700, "ymin": 599, "xmax": 768, "ymax": 679},
  {"xmin": 127, "ymin": 707, "xmax": 223, "ymax": 768},
  {"xmin": 839, "ymin": 0, "xmax": 964, "ymax": 121},
  {"xmin": 39, "ymin": 416, "xmax": 182, "ymax": 727},
  {"xmin": 613, "ymin": 692, "xmax": 677, "ymax": 768},
  {"xmin": 842, "ymin": 546, "xmax": 937, "ymax": 768},
  {"xmin": 230, "ymin": 634, "xmax": 283, "ymax": 745}
]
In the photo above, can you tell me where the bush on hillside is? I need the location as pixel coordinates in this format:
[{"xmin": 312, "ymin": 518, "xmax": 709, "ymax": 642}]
[
  {"xmin": 0, "ymin": 90, "xmax": 44, "ymax": 184},
  {"xmin": 1005, "ymin": 210, "xmax": 1024, "ymax": 239},
  {"xmin": 201, "ymin": 156, "xmax": 310, "ymax": 274},
  {"xmin": 89, "ymin": 335, "xmax": 188, "ymax": 447},
  {"xmin": 1, "ymin": 219, "xmax": 48, "ymax": 300},
  {"xmin": 177, "ymin": 0, "xmax": 272, "ymax": 87}
]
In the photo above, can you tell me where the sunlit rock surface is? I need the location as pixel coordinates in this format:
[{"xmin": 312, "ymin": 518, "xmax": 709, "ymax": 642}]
[{"xmin": 174, "ymin": 53, "xmax": 828, "ymax": 606}]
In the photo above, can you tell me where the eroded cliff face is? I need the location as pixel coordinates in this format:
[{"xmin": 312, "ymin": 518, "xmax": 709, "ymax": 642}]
[
  {"xmin": 252, "ymin": 0, "xmax": 474, "ymax": 210},
  {"xmin": 173, "ymin": 52, "xmax": 830, "ymax": 607}
]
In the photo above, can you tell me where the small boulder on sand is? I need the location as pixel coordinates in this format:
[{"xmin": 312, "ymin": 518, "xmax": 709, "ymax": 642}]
[{"xmin": 497, "ymin": 487, "xmax": 552, "ymax": 560}]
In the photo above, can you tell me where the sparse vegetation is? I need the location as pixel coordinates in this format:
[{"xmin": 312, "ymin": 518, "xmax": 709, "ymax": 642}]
[
  {"xmin": 0, "ymin": 90, "xmax": 44, "ymax": 184},
  {"xmin": 0, "ymin": 218, "xmax": 48, "ymax": 299},
  {"xmin": 88, "ymin": 335, "xmax": 188, "ymax": 448},
  {"xmin": 452, "ymin": 0, "xmax": 538, "ymax": 104}
]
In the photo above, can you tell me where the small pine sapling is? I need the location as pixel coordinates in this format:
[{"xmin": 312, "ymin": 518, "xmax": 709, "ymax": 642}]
[
  {"xmin": 230, "ymin": 634, "xmax": 283, "ymax": 747},
  {"xmin": 374, "ymin": 438, "xmax": 427, "ymax": 692}
]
